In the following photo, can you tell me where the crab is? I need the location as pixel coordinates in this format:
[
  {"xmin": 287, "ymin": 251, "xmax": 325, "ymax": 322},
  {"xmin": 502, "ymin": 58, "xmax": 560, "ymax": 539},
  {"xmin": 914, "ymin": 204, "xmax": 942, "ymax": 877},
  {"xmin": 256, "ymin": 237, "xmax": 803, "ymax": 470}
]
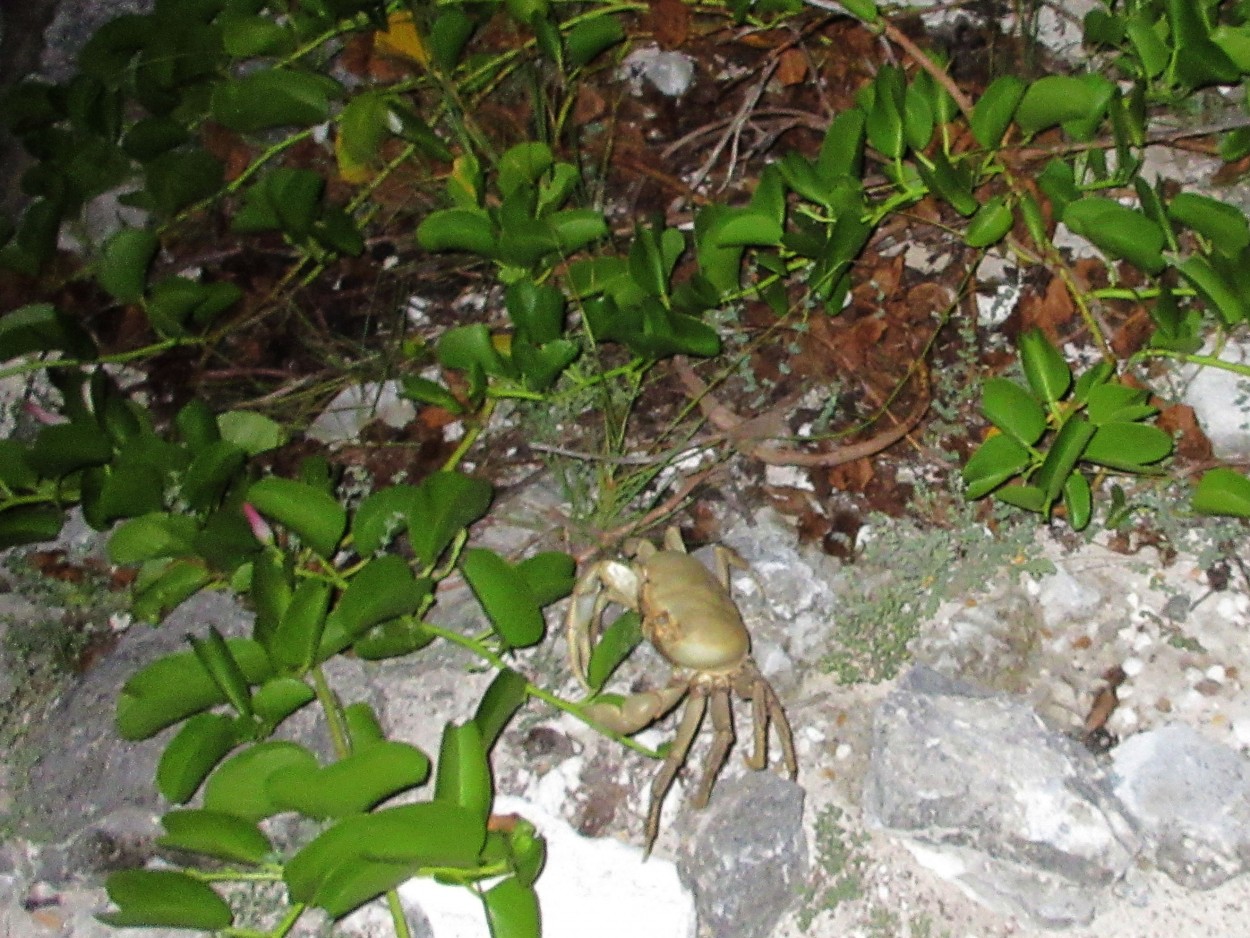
[{"xmin": 565, "ymin": 526, "xmax": 798, "ymax": 854}]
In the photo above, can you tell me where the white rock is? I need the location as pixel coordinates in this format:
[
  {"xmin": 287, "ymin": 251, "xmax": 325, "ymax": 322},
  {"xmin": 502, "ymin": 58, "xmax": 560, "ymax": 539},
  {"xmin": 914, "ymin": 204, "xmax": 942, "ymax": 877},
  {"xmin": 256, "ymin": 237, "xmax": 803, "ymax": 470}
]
[
  {"xmin": 1178, "ymin": 340, "xmax": 1250, "ymax": 459},
  {"xmin": 619, "ymin": 45, "xmax": 695, "ymax": 97},
  {"xmin": 397, "ymin": 797, "xmax": 696, "ymax": 938},
  {"xmin": 307, "ymin": 380, "xmax": 417, "ymax": 445}
]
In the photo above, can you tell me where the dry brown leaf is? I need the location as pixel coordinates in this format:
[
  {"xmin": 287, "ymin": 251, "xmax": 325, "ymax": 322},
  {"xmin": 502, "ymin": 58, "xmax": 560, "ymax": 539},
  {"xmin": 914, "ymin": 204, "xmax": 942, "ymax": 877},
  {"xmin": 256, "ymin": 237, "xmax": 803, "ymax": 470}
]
[
  {"xmin": 1157, "ymin": 402, "xmax": 1214, "ymax": 462},
  {"xmin": 776, "ymin": 48, "xmax": 808, "ymax": 86},
  {"xmin": 574, "ymin": 83, "xmax": 607, "ymax": 125},
  {"xmin": 827, "ymin": 456, "xmax": 874, "ymax": 492},
  {"xmin": 1019, "ymin": 272, "xmax": 1075, "ymax": 336},
  {"xmin": 647, "ymin": 0, "xmax": 690, "ymax": 48}
]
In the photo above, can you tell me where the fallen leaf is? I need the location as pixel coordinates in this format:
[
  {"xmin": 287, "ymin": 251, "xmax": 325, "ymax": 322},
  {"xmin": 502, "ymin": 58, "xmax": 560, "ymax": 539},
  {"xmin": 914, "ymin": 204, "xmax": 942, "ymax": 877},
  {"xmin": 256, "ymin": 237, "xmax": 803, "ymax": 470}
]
[
  {"xmin": 647, "ymin": 0, "xmax": 690, "ymax": 49},
  {"xmin": 827, "ymin": 456, "xmax": 874, "ymax": 492},
  {"xmin": 375, "ymin": 12, "xmax": 429, "ymax": 66},
  {"xmin": 1019, "ymin": 271, "xmax": 1074, "ymax": 336},
  {"xmin": 776, "ymin": 48, "xmax": 808, "ymax": 86},
  {"xmin": 1157, "ymin": 402, "xmax": 1213, "ymax": 462}
]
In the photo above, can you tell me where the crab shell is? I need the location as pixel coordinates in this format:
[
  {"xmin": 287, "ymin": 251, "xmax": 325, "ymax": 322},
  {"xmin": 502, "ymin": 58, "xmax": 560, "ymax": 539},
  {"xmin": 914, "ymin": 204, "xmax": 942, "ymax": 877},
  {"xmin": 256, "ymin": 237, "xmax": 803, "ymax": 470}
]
[{"xmin": 634, "ymin": 548, "xmax": 751, "ymax": 674}]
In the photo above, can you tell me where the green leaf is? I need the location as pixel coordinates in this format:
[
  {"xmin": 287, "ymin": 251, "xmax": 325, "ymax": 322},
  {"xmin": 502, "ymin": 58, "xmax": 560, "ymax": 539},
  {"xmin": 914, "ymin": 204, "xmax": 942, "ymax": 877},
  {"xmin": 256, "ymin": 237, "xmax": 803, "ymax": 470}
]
[
  {"xmin": 1015, "ymin": 75, "xmax": 1114, "ymax": 136},
  {"xmin": 146, "ymin": 277, "xmax": 243, "ymax": 336},
  {"xmin": 995, "ymin": 483, "xmax": 1047, "ymax": 513},
  {"xmin": 272, "ymin": 579, "xmax": 332, "ymax": 671},
  {"xmin": 1175, "ymin": 40, "xmax": 1240, "ymax": 90},
  {"xmin": 483, "ymin": 877, "xmax": 541, "ymax": 938},
  {"xmin": 143, "ymin": 148, "xmax": 224, "ymax": 217},
  {"xmin": 1082, "ymin": 423, "xmax": 1173, "ymax": 470},
  {"xmin": 981, "ymin": 377, "xmax": 1046, "ymax": 445},
  {"xmin": 515, "ymin": 551, "xmax": 575, "ymax": 606},
  {"xmin": 1212, "ymin": 24, "xmax": 1250, "ymax": 71},
  {"xmin": 268, "ymin": 741, "xmax": 431, "ymax": 819},
  {"xmin": 406, "ymin": 471, "xmax": 493, "ymax": 568},
  {"xmin": 835, "ymin": 0, "xmax": 880, "ymax": 22},
  {"xmin": 181, "ymin": 441, "xmax": 247, "ymax": 512},
  {"xmin": 1072, "ymin": 360, "xmax": 1116, "ymax": 404},
  {"xmin": 587, "ymin": 610, "xmax": 643, "ymax": 692},
  {"xmin": 324, "ymin": 555, "xmax": 428, "ymax": 642},
  {"xmin": 0, "ymin": 505, "xmax": 66, "ymax": 549},
  {"xmin": 1172, "ymin": 254, "xmax": 1249, "ymax": 325},
  {"xmin": 546, "ymin": 208, "xmax": 609, "ymax": 254},
  {"xmin": 506, "ymin": 279, "xmax": 566, "ymax": 345},
  {"xmin": 386, "ymin": 100, "xmax": 453, "ymax": 162},
  {"xmin": 247, "ymin": 477, "xmax": 347, "ymax": 558},
  {"xmin": 434, "ymin": 721, "xmax": 492, "ymax": 826},
  {"xmin": 1018, "ymin": 328, "xmax": 1071, "ymax": 404},
  {"xmin": 100, "ymin": 870, "xmax": 232, "ymax": 930},
  {"xmin": 916, "ymin": 151, "xmax": 976, "ymax": 216},
  {"xmin": 1036, "ymin": 416, "xmax": 1095, "ymax": 507},
  {"xmin": 1085, "ymin": 382, "xmax": 1155, "ymax": 425},
  {"xmin": 1062, "ymin": 470, "xmax": 1093, "ymax": 530},
  {"xmin": 971, "ymin": 75, "xmax": 1026, "ymax": 148},
  {"xmin": 211, "ymin": 69, "xmax": 339, "ymax": 132},
  {"xmin": 109, "ymin": 513, "xmax": 200, "ymax": 563},
  {"xmin": 1167, "ymin": 192, "xmax": 1250, "ymax": 256},
  {"xmin": 0, "ymin": 303, "xmax": 96, "ymax": 361},
  {"xmin": 159, "ymin": 809, "xmax": 272, "ymax": 864},
  {"xmin": 221, "ymin": 13, "xmax": 295, "ymax": 56},
  {"xmin": 28, "ymin": 421, "xmax": 113, "ymax": 478},
  {"xmin": 157, "ymin": 712, "xmax": 240, "ymax": 804},
  {"xmin": 1063, "ymin": 198, "xmax": 1166, "ymax": 273},
  {"xmin": 903, "ymin": 80, "xmax": 935, "ymax": 152},
  {"xmin": 1193, "ymin": 467, "xmax": 1250, "ymax": 517},
  {"xmin": 1125, "ymin": 14, "xmax": 1169, "ymax": 78},
  {"xmin": 252, "ymin": 676, "xmax": 315, "ymax": 725},
  {"xmin": 218, "ymin": 410, "xmax": 287, "ymax": 455},
  {"xmin": 97, "ymin": 228, "xmax": 158, "ymax": 303},
  {"xmin": 130, "ymin": 559, "xmax": 214, "ymax": 623},
  {"xmin": 189, "ymin": 627, "xmax": 256, "ymax": 719},
  {"xmin": 474, "ymin": 669, "xmax": 528, "ymax": 750},
  {"xmin": 498, "ymin": 143, "xmax": 553, "ymax": 198},
  {"xmin": 337, "ymin": 93, "xmax": 389, "ymax": 167},
  {"xmin": 343, "ymin": 702, "xmax": 387, "ymax": 751},
  {"xmin": 963, "ymin": 195, "xmax": 1014, "ymax": 248},
  {"xmin": 864, "ymin": 66, "xmax": 906, "ymax": 159},
  {"xmin": 116, "ymin": 639, "xmax": 273, "ymax": 740},
  {"xmin": 566, "ymin": 13, "xmax": 624, "ymax": 68},
  {"xmin": 203, "ymin": 741, "xmax": 318, "ymax": 822},
  {"xmin": 462, "ymin": 548, "xmax": 545, "ymax": 648},
  {"xmin": 286, "ymin": 803, "xmax": 485, "ymax": 916}
]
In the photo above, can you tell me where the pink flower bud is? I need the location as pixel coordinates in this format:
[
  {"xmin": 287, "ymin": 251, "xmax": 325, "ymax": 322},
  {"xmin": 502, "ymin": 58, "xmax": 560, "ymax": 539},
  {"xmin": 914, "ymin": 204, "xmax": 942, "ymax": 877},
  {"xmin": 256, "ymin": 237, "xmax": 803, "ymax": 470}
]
[{"xmin": 242, "ymin": 503, "xmax": 274, "ymax": 545}]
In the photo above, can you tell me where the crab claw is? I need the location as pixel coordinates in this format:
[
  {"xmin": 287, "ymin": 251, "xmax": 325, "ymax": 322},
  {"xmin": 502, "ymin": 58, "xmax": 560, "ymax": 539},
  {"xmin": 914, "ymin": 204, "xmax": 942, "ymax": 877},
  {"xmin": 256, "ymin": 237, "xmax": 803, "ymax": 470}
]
[
  {"xmin": 564, "ymin": 560, "xmax": 640, "ymax": 690},
  {"xmin": 579, "ymin": 683, "xmax": 686, "ymax": 736}
]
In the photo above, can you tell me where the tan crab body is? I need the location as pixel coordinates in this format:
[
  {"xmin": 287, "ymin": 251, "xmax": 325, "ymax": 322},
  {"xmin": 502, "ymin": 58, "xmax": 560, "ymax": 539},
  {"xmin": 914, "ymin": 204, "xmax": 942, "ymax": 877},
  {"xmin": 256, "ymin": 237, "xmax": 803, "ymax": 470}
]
[
  {"xmin": 565, "ymin": 526, "xmax": 797, "ymax": 855},
  {"xmin": 637, "ymin": 550, "xmax": 750, "ymax": 673}
]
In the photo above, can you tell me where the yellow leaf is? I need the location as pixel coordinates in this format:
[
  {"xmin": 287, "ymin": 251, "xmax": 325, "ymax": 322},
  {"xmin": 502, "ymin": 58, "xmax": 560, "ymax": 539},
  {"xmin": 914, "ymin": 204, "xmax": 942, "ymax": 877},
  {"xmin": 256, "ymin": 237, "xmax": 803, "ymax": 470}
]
[
  {"xmin": 375, "ymin": 13, "xmax": 429, "ymax": 67},
  {"xmin": 335, "ymin": 132, "xmax": 373, "ymax": 184}
]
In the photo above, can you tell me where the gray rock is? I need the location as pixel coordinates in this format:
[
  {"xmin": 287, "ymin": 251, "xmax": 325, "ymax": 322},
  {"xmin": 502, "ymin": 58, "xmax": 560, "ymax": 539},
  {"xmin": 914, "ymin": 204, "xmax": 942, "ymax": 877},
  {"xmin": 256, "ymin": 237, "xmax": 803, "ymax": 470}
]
[
  {"xmin": 1112, "ymin": 723, "xmax": 1250, "ymax": 889},
  {"xmin": 863, "ymin": 667, "xmax": 1139, "ymax": 927},
  {"xmin": 15, "ymin": 591, "xmax": 253, "ymax": 848},
  {"xmin": 676, "ymin": 771, "xmax": 807, "ymax": 938}
]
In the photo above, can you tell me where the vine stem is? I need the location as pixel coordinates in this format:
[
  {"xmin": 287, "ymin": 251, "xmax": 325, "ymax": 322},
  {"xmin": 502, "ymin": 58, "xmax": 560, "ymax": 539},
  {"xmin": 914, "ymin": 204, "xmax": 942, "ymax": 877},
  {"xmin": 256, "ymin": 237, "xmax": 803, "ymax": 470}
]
[
  {"xmin": 419, "ymin": 622, "xmax": 664, "ymax": 759},
  {"xmin": 1131, "ymin": 346, "xmax": 1250, "ymax": 378}
]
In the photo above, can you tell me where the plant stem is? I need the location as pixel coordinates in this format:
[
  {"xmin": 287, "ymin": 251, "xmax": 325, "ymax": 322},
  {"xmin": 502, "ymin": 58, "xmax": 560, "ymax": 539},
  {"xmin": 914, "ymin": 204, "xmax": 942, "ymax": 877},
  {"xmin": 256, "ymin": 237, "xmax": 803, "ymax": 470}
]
[
  {"xmin": 419, "ymin": 622, "xmax": 663, "ymax": 759},
  {"xmin": 1131, "ymin": 346, "xmax": 1250, "ymax": 377}
]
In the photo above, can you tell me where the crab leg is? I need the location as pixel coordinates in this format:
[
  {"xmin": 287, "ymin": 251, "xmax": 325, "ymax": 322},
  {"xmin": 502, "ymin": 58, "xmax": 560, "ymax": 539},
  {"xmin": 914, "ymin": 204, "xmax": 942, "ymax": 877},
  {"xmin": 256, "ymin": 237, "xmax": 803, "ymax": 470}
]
[
  {"xmin": 691, "ymin": 688, "xmax": 735, "ymax": 809},
  {"xmin": 644, "ymin": 692, "xmax": 707, "ymax": 856}
]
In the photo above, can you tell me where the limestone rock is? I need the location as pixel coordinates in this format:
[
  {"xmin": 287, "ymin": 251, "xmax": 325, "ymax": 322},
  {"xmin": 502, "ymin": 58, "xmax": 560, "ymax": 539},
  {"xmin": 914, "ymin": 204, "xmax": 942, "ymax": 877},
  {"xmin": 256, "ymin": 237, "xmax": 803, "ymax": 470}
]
[{"xmin": 863, "ymin": 667, "xmax": 1138, "ymax": 927}]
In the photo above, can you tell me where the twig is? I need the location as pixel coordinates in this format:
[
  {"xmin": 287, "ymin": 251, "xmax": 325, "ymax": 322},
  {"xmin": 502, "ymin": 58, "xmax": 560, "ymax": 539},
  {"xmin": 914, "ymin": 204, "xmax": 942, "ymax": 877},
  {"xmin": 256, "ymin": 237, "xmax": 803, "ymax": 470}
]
[{"xmin": 672, "ymin": 356, "xmax": 931, "ymax": 467}]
